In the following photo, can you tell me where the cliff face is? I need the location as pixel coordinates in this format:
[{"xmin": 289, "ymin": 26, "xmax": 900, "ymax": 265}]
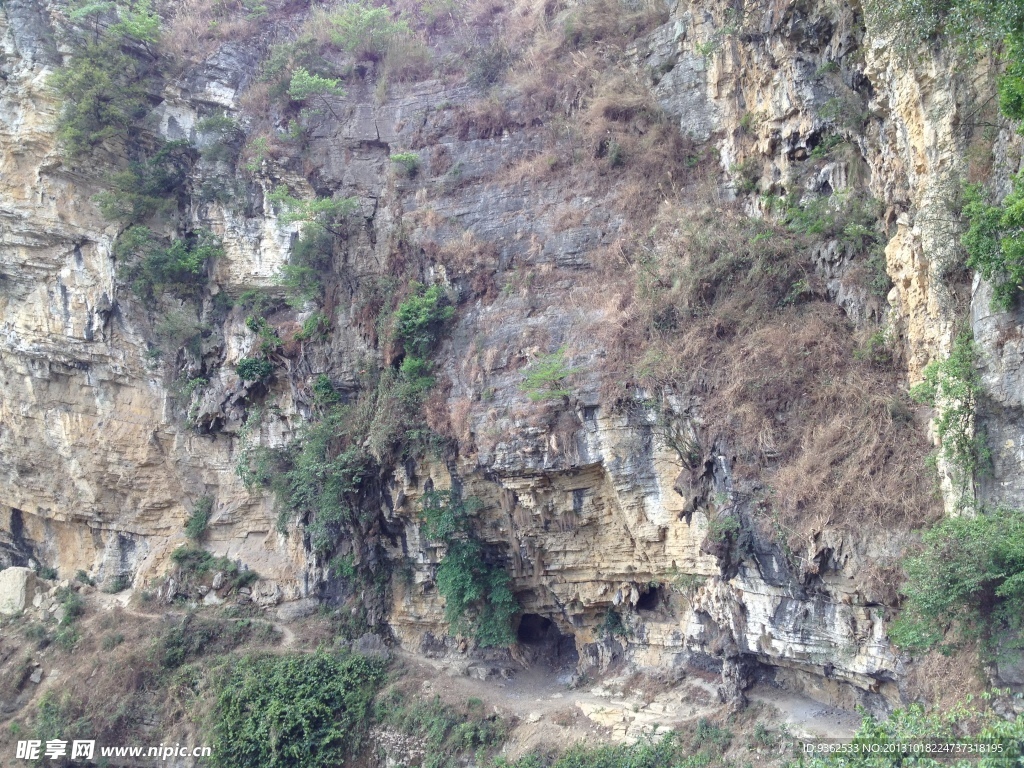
[{"xmin": 1, "ymin": 0, "xmax": 1019, "ymax": 715}]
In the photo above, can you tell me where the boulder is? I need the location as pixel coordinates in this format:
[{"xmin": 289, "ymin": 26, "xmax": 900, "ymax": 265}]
[{"xmin": 0, "ymin": 567, "xmax": 37, "ymax": 615}]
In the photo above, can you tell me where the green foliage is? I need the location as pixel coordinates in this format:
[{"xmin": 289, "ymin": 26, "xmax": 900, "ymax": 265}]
[
  {"xmin": 170, "ymin": 546, "xmax": 259, "ymax": 592},
  {"xmin": 281, "ymin": 227, "xmax": 334, "ymax": 306},
  {"xmin": 268, "ymin": 186, "xmax": 360, "ymax": 234},
  {"xmin": 420, "ymin": 491, "xmax": 518, "ymax": 648},
  {"xmin": 115, "ymin": 226, "xmax": 220, "ymax": 302},
  {"xmin": 963, "ymin": 180, "xmax": 1024, "ymax": 311},
  {"xmin": 436, "ymin": 538, "xmax": 518, "ymax": 648},
  {"xmin": 49, "ymin": 23, "xmax": 154, "ymax": 155},
  {"xmin": 312, "ymin": 373, "xmax": 340, "ymax": 404},
  {"xmin": 705, "ymin": 513, "xmax": 741, "ymax": 543},
  {"xmin": 325, "ymin": 2, "xmax": 411, "ymax": 62},
  {"xmin": 601, "ymin": 609, "xmax": 627, "ymax": 638},
  {"xmin": 102, "ymin": 574, "xmax": 131, "ymax": 593},
  {"xmin": 211, "ymin": 651, "xmax": 386, "ymax": 768},
  {"xmin": 95, "ymin": 141, "xmax": 194, "ymax": 222},
  {"xmin": 154, "ymin": 310, "xmax": 205, "ymax": 356},
  {"xmin": 287, "ymin": 67, "xmax": 345, "ymax": 101},
  {"xmin": 499, "ymin": 732, "xmax": 691, "ymax": 768},
  {"xmin": 236, "ymin": 357, "xmax": 275, "ymax": 383},
  {"xmin": 37, "ymin": 566, "xmax": 58, "ymax": 581},
  {"xmin": 160, "ymin": 613, "xmax": 272, "ymax": 668},
  {"xmin": 391, "ymin": 151, "xmax": 421, "ymax": 177},
  {"xmin": 520, "ymin": 347, "xmax": 579, "ymax": 402},
  {"xmin": 393, "ymin": 282, "xmax": 455, "ymax": 359},
  {"xmin": 420, "ymin": 489, "xmax": 478, "ymax": 542},
  {"xmin": 798, "ymin": 696, "xmax": 1024, "ymax": 768},
  {"xmin": 185, "ymin": 496, "xmax": 213, "ymax": 540},
  {"xmin": 246, "ymin": 315, "xmax": 283, "ymax": 355},
  {"xmin": 864, "ymin": 0, "xmax": 1024, "ymax": 54},
  {"xmin": 730, "ymin": 158, "xmax": 761, "ymax": 193},
  {"xmin": 53, "ymin": 587, "xmax": 85, "ymax": 650},
  {"xmin": 296, "ymin": 312, "xmax": 331, "ymax": 342},
  {"xmin": 909, "ymin": 330, "xmax": 987, "ymax": 505},
  {"xmin": 373, "ymin": 690, "xmax": 509, "ymax": 768},
  {"xmin": 890, "ymin": 506, "xmax": 1024, "ymax": 654}
]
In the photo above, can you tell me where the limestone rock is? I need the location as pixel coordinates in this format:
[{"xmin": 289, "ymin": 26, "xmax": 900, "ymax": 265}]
[{"xmin": 0, "ymin": 567, "xmax": 37, "ymax": 614}]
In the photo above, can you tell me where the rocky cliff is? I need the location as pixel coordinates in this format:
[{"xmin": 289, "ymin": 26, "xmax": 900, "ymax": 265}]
[{"xmin": 1, "ymin": 0, "xmax": 1019, "ymax": 721}]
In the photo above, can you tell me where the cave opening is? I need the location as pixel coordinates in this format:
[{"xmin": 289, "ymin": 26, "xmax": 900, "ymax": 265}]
[
  {"xmin": 516, "ymin": 613, "xmax": 579, "ymax": 669},
  {"xmin": 517, "ymin": 613, "xmax": 553, "ymax": 644},
  {"xmin": 636, "ymin": 585, "xmax": 660, "ymax": 611}
]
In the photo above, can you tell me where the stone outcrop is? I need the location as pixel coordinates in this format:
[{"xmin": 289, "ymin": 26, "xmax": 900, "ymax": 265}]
[{"xmin": 0, "ymin": 567, "xmax": 37, "ymax": 615}]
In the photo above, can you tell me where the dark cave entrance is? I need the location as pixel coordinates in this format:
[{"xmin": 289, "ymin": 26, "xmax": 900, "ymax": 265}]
[
  {"xmin": 517, "ymin": 613, "xmax": 553, "ymax": 644},
  {"xmin": 516, "ymin": 613, "xmax": 579, "ymax": 669},
  {"xmin": 636, "ymin": 585, "xmax": 660, "ymax": 611}
]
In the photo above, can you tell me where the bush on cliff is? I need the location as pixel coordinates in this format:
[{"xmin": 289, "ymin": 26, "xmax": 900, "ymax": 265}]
[
  {"xmin": 50, "ymin": 0, "xmax": 162, "ymax": 157},
  {"xmin": 212, "ymin": 650, "xmax": 386, "ymax": 768},
  {"xmin": 890, "ymin": 506, "xmax": 1024, "ymax": 654}
]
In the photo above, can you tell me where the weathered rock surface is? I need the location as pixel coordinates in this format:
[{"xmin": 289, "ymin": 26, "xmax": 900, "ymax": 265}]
[
  {"xmin": 0, "ymin": 567, "xmax": 37, "ymax": 614},
  {"xmin": 1, "ymin": 0, "xmax": 1021, "ymax": 716}
]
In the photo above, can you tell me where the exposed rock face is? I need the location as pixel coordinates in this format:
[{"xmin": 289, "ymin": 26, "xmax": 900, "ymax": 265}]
[
  {"xmin": 0, "ymin": 567, "xmax": 37, "ymax": 615},
  {"xmin": 0, "ymin": 0, "xmax": 1019, "ymax": 714}
]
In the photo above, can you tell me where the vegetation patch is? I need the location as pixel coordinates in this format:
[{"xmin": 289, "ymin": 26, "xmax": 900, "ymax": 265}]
[
  {"xmin": 890, "ymin": 506, "xmax": 1024, "ymax": 654},
  {"xmin": 211, "ymin": 651, "xmax": 386, "ymax": 768},
  {"xmin": 909, "ymin": 330, "xmax": 988, "ymax": 507},
  {"xmin": 185, "ymin": 496, "xmax": 214, "ymax": 540},
  {"xmin": 420, "ymin": 490, "xmax": 518, "ymax": 648},
  {"xmin": 373, "ymin": 690, "xmax": 508, "ymax": 768}
]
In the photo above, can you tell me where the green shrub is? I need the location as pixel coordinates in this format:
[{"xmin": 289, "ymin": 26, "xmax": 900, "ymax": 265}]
[
  {"xmin": 890, "ymin": 506, "xmax": 1024, "ymax": 653},
  {"xmin": 296, "ymin": 312, "xmax": 331, "ymax": 342},
  {"xmin": 281, "ymin": 228, "xmax": 334, "ymax": 306},
  {"xmin": 287, "ymin": 67, "xmax": 345, "ymax": 118},
  {"xmin": 103, "ymin": 574, "xmax": 131, "ymax": 594},
  {"xmin": 963, "ymin": 180, "xmax": 1024, "ymax": 311},
  {"xmin": 326, "ymin": 2, "xmax": 411, "ymax": 62},
  {"xmin": 601, "ymin": 609, "xmax": 627, "ymax": 638},
  {"xmin": 909, "ymin": 330, "xmax": 988, "ymax": 505},
  {"xmin": 520, "ymin": 347, "xmax": 579, "ymax": 402},
  {"xmin": 211, "ymin": 651, "xmax": 386, "ymax": 768},
  {"xmin": 49, "ymin": 1, "xmax": 161, "ymax": 156},
  {"xmin": 312, "ymin": 374, "xmax": 340, "ymax": 406},
  {"xmin": 185, "ymin": 496, "xmax": 213, "ymax": 540},
  {"xmin": 246, "ymin": 315, "xmax": 283, "ymax": 355},
  {"xmin": 420, "ymin": 491, "xmax": 518, "ymax": 648},
  {"xmin": 95, "ymin": 141, "xmax": 194, "ymax": 222},
  {"xmin": 393, "ymin": 282, "xmax": 454, "ymax": 359},
  {"xmin": 74, "ymin": 570, "xmax": 95, "ymax": 587},
  {"xmin": 390, "ymin": 151, "xmax": 420, "ymax": 177},
  {"xmin": 268, "ymin": 187, "xmax": 360, "ymax": 235},
  {"xmin": 236, "ymin": 357, "xmax": 275, "ymax": 383},
  {"xmin": 798, "ymin": 697, "xmax": 1024, "ymax": 768},
  {"xmin": 373, "ymin": 690, "xmax": 509, "ymax": 766},
  {"xmin": 170, "ymin": 546, "xmax": 259, "ymax": 593},
  {"xmin": 115, "ymin": 226, "xmax": 220, "ymax": 302},
  {"xmin": 101, "ymin": 633, "xmax": 125, "ymax": 651},
  {"xmin": 160, "ymin": 613, "xmax": 270, "ymax": 669},
  {"xmin": 500, "ymin": 732, "xmax": 689, "ymax": 768},
  {"xmin": 37, "ymin": 566, "xmax": 58, "ymax": 581}
]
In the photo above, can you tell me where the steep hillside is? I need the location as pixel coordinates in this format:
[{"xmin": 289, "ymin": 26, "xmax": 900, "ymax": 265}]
[{"xmin": 3, "ymin": 0, "xmax": 1024, "ymax": 763}]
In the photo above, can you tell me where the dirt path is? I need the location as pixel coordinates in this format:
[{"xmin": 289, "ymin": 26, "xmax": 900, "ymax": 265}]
[{"xmin": 748, "ymin": 686, "xmax": 861, "ymax": 739}]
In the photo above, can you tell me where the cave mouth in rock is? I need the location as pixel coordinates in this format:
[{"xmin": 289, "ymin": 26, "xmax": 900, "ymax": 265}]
[
  {"xmin": 516, "ymin": 614, "xmax": 579, "ymax": 669},
  {"xmin": 517, "ymin": 613, "xmax": 553, "ymax": 644},
  {"xmin": 636, "ymin": 585, "xmax": 660, "ymax": 611}
]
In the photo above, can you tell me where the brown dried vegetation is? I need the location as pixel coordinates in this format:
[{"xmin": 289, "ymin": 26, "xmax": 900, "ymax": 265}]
[{"xmin": 613, "ymin": 203, "xmax": 940, "ymax": 538}]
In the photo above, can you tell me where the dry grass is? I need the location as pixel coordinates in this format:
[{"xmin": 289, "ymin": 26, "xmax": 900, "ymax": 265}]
[
  {"xmin": 603, "ymin": 203, "xmax": 941, "ymax": 544},
  {"xmin": 160, "ymin": 0, "xmax": 264, "ymax": 65}
]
